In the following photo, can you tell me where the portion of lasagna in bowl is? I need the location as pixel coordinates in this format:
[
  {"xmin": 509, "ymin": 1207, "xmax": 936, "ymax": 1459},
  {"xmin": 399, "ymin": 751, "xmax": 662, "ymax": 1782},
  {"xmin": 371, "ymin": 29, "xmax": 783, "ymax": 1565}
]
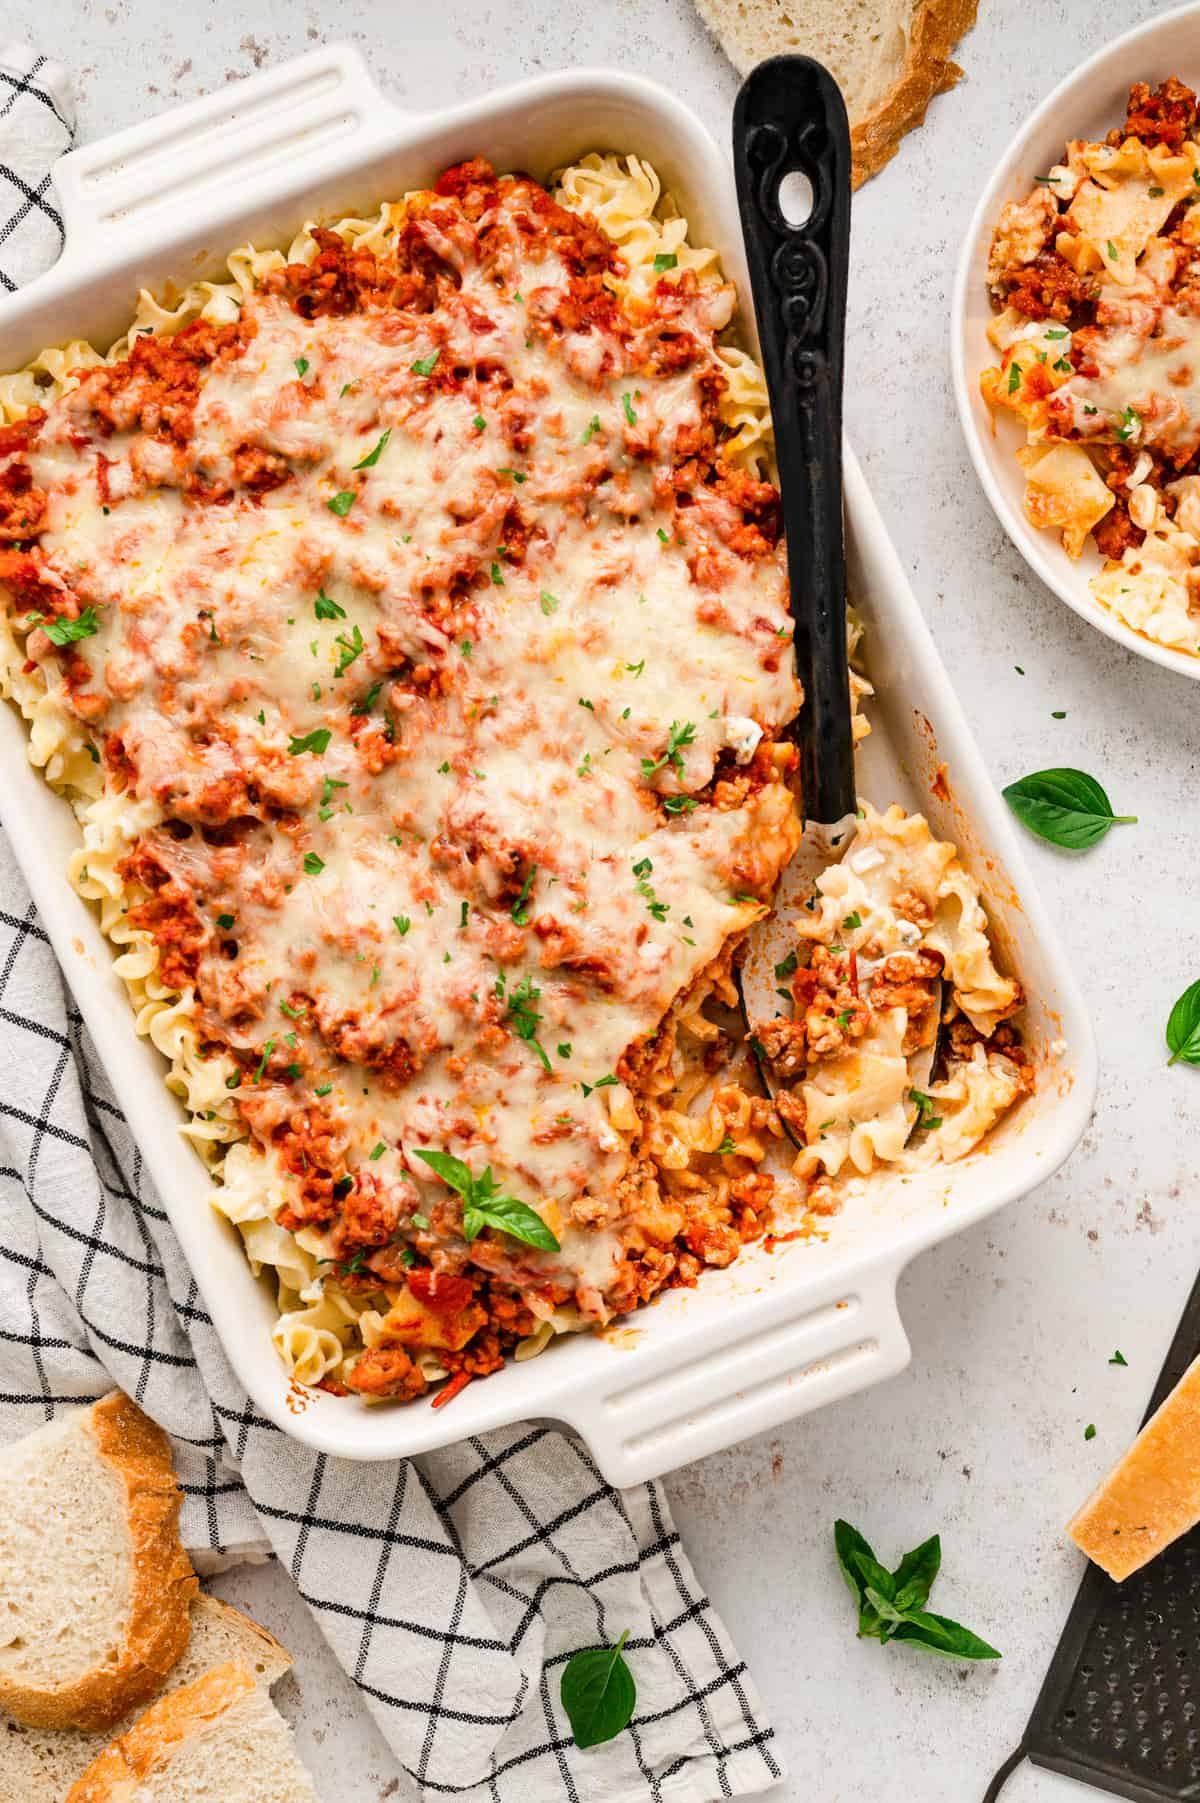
[
  {"xmin": 0, "ymin": 153, "xmax": 1028, "ymax": 1405},
  {"xmin": 982, "ymin": 77, "xmax": 1200, "ymax": 657}
]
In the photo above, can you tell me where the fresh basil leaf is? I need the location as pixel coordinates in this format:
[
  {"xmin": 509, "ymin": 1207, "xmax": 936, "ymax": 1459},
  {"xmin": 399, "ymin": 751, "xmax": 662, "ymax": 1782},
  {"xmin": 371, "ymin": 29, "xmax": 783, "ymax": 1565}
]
[
  {"xmin": 560, "ymin": 1630, "xmax": 636, "ymax": 1748},
  {"xmin": 413, "ymin": 1147, "xmax": 475, "ymax": 1194},
  {"xmin": 463, "ymin": 1191, "xmax": 559, "ymax": 1252},
  {"xmin": 1002, "ymin": 767, "xmax": 1135, "ymax": 850},
  {"xmin": 414, "ymin": 1148, "xmax": 560, "ymax": 1251},
  {"xmin": 852, "ymin": 1550, "xmax": 898, "ymax": 1605},
  {"xmin": 891, "ymin": 1534, "xmax": 941, "ymax": 1614},
  {"xmin": 888, "ymin": 1608, "xmax": 1001, "ymax": 1662},
  {"xmin": 833, "ymin": 1519, "xmax": 877, "ymax": 1612},
  {"xmin": 1167, "ymin": 979, "xmax": 1200, "ymax": 1066},
  {"xmin": 863, "ymin": 1584, "xmax": 906, "ymax": 1631}
]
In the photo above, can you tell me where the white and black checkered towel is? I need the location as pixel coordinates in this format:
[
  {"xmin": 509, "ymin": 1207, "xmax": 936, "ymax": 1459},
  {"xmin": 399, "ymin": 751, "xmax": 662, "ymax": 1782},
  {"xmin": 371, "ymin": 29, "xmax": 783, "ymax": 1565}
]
[{"xmin": 0, "ymin": 44, "xmax": 783, "ymax": 1803}]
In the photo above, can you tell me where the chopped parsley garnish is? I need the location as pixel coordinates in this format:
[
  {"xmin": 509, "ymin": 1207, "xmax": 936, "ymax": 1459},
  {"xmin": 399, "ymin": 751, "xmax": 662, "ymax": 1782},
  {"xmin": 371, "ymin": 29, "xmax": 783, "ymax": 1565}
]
[
  {"xmin": 626, "ymin": 659, "xmax": 645, "ymax": 676},
  {"xmin": 662, "ymin": 795, "xmax": 698, "ymax": 815},
  {"xmin": 369, "ymin": 1142, "xmax": 386, "ymax": 1160},
  {"xmin": 303, "ymin": 852, "xmax": 325, "ymax": 875},
  {"xmin": 1007, "ymin": 362, "xmax": 1022, "ymax": 395},
  {"xmin": 353, "ymin": 429, "xmax": 391, "ymax": 471},
  {"xmin": 294, "ymin": 356, "xmax": 310, "ymax": 377},
  {"xmin": 351, "ymin": 679, "xmax": 384, "ymax": 716},
  {"xmin": 843, "ymin": 911, "xmax": 862, "ymax": 929},
  {"xmin": 320, "ymin": 776, "xmax": 348, "ymax": 807},
  {"xmin": 581, "ymin": 1074, "xmax": 618, "ymax": 1098},
  {"xmin": 657, "ymin": 527, "xmax": 669, "ymax": 543},
  {"xmin": 1115, "ymin": 406, "xmax": 1141, "ymax": 442},
  {"xmin": 473, "ymin": 414, "xmax": 486, "ymax": 432},
  {"xmin": 394, "ymin": 915, "xmax": 411, "ymax": 936},
  {"xmin": 1044, "ymin": 327, "xmax": 1068, "ymax": 340},
  {"xmin": 1110, "ymin": 1349, "xmax": 1128, "ymax": 1366},
  {"xmin": 632, "ymin": 856, "xmax": 669, "ymax": 921},
  {"xmin": 653, "ymin": 251, "xmax": 678, "ymax": 272},
  {"xmin": 557, "ymin": 1043, "xmax": 572, "ymax": 1058},
  {"xmin": 279, "ymin": 999, "xmax": 307, "ymax": 1019},
  {"xmin": 909, "ymin": 1088, "xmax": 943, "ymax": 1131},
  {"xmin": 288, "ymin": 727, "xmax": 331, "ymax": 756},
  {"xmin": 315, "ymin": 1083, "xmax": 333, "ymax": 1097},
  {"xmin": 578, "ymin": 696, "xmax": 594, "ymax": 711},
  {"xmin": 327, "ymin": 490, "xmax": 357, "ymax": 517},
  {"xmin": 540, "ymin": 591, "xmax": 559, "ymax": 615},
  {"xmin": 459, "ymin": 901, "xmax": 470, "ymax": 929},
  {"xmin": 1084, "ymin": 1423, "xmax": 1097, "ymax": 1441},
  {"xmin": 217, "ymin": 913, "xmax": 235, "ymax": 931},
  {"xmin": 438, "ymin": 760, "xmax": 450, "ymax": 774},
  {"xmin": 501, "ymin": 972, "xmax": 552, "ymax": 1073},
  {"xmin": 24, "ymin": 607, "xmax": 101, "ymax": 645},
  {"xmin": 497, "ymin": 466, "xmax": 527, "ymax": 483},
  {"xmin": 253, "ymin": 1038, "xmax": 275, "ymax": 1083},
  {"xmin": 491, "ymin": 562, "xmax": 504, "ymax": 586},
  {"xmin": 510, "ymin": 864, "xmax": 538, "ymax": 926},
  {"xmin": 774, "ymin": 951, "xmax": 798, "ymax": 981},
  {"xmin": 715, "ymin": 1135, "xmax": 736, "ymax": 1155},
  {"xmin": 411, "ymin": 351, "xmax": 440, "ymax": 377},
  {"xmin": 1105, "ymin": 241, "xmax": 1118, "ymax": 261},
  {"xmin": 581, "ymin": 415, "xmax": 600, "ymax": 444},
  {"xmin": 622, "ymin": 392, "xmax": 637, "ymax": 426},
  {"xmin": 836, "ymin": 1009, "xmax": 852, "ymax": 1030},
  {"xmin": 641, "ymin": 719, "xmax": 696, "ymax": 782},
  {"xmin": 334, "ymin": 624, "xmax": 364, "ymax": 676}
]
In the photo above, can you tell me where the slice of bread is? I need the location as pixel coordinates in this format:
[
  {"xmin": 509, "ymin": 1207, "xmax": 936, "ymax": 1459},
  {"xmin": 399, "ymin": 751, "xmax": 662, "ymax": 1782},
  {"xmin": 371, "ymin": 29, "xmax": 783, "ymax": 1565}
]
[
  {"xmin": 1, "ymin": 1594, "xmax": 293, "ymax": 1803},
  {"xmin": 0, "ymin": 1393, "xmax": 197, "ymax": 1731},
  {"xmin": 64, "ymin": 1661, "xmax": 318, "ymax": 1803},
  {"xmin": 1068, "ymin": 1354, "xmax": 1200, "ymax": 1582},
  {"xmin": 691, "ymin": 0, "xmax": 979, "ymax": 186}
]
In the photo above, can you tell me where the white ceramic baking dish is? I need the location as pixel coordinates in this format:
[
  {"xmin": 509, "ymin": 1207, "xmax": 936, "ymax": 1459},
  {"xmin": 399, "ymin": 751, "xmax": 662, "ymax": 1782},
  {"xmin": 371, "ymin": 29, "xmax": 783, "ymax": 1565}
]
[
  {"xmin": 952, "ymin": 0, "xmax": 1200, "ymax": 681},
  {"xmin": 0, "ymin": 46, "xmax": 1097, "ymax": 1484}
]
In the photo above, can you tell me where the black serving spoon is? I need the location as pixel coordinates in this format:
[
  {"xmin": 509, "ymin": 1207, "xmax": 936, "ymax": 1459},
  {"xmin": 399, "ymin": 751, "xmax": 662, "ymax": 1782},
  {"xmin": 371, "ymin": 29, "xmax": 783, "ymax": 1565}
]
[
  {"xmin": 730, "ymin": 58, "xmax": 856, "ymax": 1131},
  {"xmin": 729, "ymin": 60, "xmax": 945, "ymax": 1141},
  {"xmin": 732, "ymin": 54, "xmax": 854, "ymax": 830}
]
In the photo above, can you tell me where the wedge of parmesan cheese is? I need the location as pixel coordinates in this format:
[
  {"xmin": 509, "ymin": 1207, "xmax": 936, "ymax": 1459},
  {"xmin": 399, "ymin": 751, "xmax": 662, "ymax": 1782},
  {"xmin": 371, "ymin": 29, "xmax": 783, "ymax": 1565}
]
[{"xmin": 1068, "ymin": 1354, "xmax": 1200, "ymax": 1581}]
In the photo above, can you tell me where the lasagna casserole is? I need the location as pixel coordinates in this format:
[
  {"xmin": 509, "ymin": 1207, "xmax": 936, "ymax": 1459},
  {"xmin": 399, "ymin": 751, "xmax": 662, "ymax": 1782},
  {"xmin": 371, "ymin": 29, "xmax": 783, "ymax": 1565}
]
[
  {"xmin": 0, "ymin": 153, "xmax": 1028, "ymax": 1404},
  {"xmin": 983, "ymin": 77, "xmax": 1200, "ymax": 656}
]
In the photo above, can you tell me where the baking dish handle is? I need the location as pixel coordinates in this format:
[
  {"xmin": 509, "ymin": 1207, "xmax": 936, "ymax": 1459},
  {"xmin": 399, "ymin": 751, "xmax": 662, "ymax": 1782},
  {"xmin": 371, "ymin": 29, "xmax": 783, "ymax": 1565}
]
[
  {"xmin": 570, "ymin": 1260, "xmax": 912, "ymax": 1489},
  {"xmin": 52, "ymin": 44, "xmax": 406, "ymax": 267}
]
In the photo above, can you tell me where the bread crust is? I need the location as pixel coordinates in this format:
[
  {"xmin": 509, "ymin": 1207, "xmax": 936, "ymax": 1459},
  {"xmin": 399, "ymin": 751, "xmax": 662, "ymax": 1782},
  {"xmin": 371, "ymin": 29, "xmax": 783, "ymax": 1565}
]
[
  {"xmin": 692, "ymin": 0, "xmax": 978, "ymax": 188},
  {"xmin": 64, "ymin": 1661, "xmax": 255, "ymax": 1803},
  {"xmin": 850, "ymin": 0, "xmax": 979, "ymax": 186},
  {"xmin": 0, "ymin": 1393, "xmax": 197, "ymax": 1734}
]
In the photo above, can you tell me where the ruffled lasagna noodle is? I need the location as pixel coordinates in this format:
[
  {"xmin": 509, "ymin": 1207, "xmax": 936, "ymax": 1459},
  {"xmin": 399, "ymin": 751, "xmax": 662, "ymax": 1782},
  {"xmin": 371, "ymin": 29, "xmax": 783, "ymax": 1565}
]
[
  {"xmin": 0, "ymin": 152, "xmax": 1026, "ymax": 1404},
  {"xmin": 982, "ymin": 77, "xmax": 1200, "ymax": 655}
]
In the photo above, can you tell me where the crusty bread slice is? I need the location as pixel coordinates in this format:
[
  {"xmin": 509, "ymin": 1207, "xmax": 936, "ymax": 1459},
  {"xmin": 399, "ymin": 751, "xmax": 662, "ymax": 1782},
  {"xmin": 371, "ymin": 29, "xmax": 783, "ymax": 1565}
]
[
  {"xmin": 0, "ymin": 1594, "xmax": 293, "ymax": 1803},
  {"xmin": 691, "ymin": 0, "xmax": 978, "ymax": 186},
  {"xmin": 1068, "ymin": 1355, "xmax": 1200, "ymax": 1582},
  {"xmin": 64, "ymin": 1661, "xmax": 318, "ymax": 1803},
  {"xmin": 0, "ymin": 1392, "xmax": 197, "ymax": 1731}
]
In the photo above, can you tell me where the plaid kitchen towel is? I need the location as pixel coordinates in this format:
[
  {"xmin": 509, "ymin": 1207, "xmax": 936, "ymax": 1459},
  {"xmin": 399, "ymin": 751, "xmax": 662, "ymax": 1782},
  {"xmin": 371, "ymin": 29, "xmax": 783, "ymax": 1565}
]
[
  {"xmin": 0, "ymin": 45, "xmax": 73, "ymax": 290},
  {"xmin": 0, "ymin": 47, "xmax": 783, "ymax": 1803}
]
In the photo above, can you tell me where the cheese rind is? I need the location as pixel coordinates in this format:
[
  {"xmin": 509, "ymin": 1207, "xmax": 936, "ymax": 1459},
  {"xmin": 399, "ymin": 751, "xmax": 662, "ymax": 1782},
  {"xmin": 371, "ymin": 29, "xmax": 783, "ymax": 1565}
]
[{"xmin": 1067, "ymin": 1353, "xmax": 1200, "ymax": 1582}]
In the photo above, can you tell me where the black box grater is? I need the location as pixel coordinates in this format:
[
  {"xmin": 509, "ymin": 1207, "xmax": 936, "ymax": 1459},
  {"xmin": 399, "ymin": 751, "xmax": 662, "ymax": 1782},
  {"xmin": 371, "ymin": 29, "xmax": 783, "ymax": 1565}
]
[{"xmin": 991, "ymin": 1263, "xmax": 1200, "ymax": 1800}]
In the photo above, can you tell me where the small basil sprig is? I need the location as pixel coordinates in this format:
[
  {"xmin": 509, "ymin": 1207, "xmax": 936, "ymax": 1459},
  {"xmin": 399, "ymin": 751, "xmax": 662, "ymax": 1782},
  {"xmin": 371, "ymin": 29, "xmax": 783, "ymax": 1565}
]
[
  {"xmin": 1166, "ymin": 979, "xmax": 1200, "ymax": 1066},
  {"xmin": 834, "ymin": 1521, "xmax": 999, "ymax": 1661},
  {"xmin": 560, "ymin": 1630, "xmax": 636, "ymax": 1748},
  {"xmin": 413, "ymin": 1148, "xmax": 559, "ymax": 1252},
  {"xmin": 1002, "ymin": 767, "xmax": 1135, "ymax": 850}
]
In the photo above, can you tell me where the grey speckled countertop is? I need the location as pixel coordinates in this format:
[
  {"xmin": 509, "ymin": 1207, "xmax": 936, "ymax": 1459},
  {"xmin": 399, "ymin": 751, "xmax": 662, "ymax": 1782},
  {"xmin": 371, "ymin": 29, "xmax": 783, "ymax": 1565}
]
[{"xmin": 9, "ymin": 0, "xmax": 1196, "ymax": 1796}]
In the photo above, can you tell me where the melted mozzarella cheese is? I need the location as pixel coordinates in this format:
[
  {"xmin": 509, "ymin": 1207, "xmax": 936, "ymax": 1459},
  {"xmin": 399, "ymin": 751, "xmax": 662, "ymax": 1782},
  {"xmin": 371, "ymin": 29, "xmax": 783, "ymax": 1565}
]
[{"xmin": 17, "ymin": 183, "xmax": 801, "ymax": 1293}]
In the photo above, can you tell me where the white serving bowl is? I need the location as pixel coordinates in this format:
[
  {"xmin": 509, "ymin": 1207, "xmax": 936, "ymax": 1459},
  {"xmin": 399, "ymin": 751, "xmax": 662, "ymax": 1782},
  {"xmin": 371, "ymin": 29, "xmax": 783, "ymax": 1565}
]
[{"xmin": 952, "ymin": 0, "xmax": 1200, "ymax": 680}]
